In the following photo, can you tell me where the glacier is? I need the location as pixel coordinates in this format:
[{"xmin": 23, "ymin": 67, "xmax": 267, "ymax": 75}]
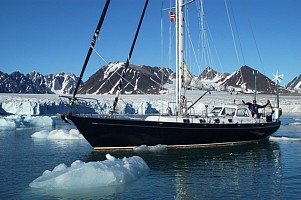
[{"xmin": 0, "ymin": 92, "xmax": 300, "ymax": 116}]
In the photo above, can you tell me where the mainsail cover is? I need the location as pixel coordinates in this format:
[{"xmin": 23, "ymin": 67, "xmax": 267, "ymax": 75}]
[{"xmin": 183, "ymin": 61, "xmax": 193, "ymax": 87}]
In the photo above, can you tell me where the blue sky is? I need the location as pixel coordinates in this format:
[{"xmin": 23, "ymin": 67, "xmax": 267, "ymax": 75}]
[{"xmin": 1, "ymin": 0, "xmax": 300, "ymax": 86}]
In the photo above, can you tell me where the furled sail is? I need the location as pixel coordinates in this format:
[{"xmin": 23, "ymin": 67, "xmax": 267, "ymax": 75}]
[{"xmin": 183, "ymin": 61, "xmax": 193, "ymax": 87}]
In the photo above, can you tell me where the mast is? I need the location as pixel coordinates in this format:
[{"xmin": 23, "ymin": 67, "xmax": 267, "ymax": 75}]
[
  {"xmin": 175, "ymin": 0, "xmax": 179, "ymax": 114},
  {"xmin": 111, "ymin": 0, "xmax": 149, "ymax": 114},
  {"xmin": 163, "ymin": 0, "xmax": 194, "ymax": 116},
  {"xmin": 71, "ymin": 0, "xmax": 111, "ymax": 105},
  {"xmin": 176, "ymin": 0, "xmax": 186, "ymax": 116},
  {"xmin": 176, "ymin": 0, "xmax": 185, "ymax": 115},
  {"xmin": 253, "ymin": 70, "xmax": 258, "ymax": 100},
  {"xmin": 272, "ymin": 71, "xmax": 283, "ymax": 121}
]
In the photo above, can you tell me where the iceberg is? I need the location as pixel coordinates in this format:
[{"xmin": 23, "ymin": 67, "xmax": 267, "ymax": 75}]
[
  {"xmin": 134, "ymin": 144, "xmax": 167, "ymax": 152},
  {"xmin": 269, "ymin": 136, "xmax": 301, "ymax": 141},
  {"xmin": 0, "ymin": 115, "xmax": 54, "ymax": 129},
  {"xmin": 0, "ymin": 118, "xmax": 16, "ymax": 129},
  {"xmin": 31, "ymin": 129, "xmax": 83, "ymax": 140},
  {"xmin": 29, "ymin": 154, "xmax": 149, "ymax": 189}
]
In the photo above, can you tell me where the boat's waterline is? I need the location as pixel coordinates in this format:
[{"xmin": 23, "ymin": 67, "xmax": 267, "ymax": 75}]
[{"xmin": 92, "ymin": 137, "xmax": 271, "ymax": 150}]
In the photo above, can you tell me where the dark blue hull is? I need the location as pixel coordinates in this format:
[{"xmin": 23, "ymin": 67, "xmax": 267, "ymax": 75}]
[{"xmin": 66, "ymin": 115, "xmax": 281, "ymax": 150}]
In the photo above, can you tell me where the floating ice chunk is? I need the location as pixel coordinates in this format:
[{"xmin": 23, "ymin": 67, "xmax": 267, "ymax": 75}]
[
  {"xmin": 106, "ymin": 154, "xmax": 116, "ymax": 161},
  {"xmin": 29, "ymin": 154, "xmax": 149, "ymax": 189},
  {"xmin": 31, "ymin": 129, "xmax": 84, "ymax": 140},
  {"xmin": 269, "ymin": 136, "xmax": 301, "ymax": 141},
  {"xmin": 31, "ymin": 130, "xmax": 49, "ymax": 138},
  {"xmin": 134, "ymin": 144, "xmax": 167, "ymax": 152},
  {"xmin": 288, "ymin": 122, "xmax": 301, "ymax": 126},
  {"xmin": 0, "ymin": 115, "xmax": 54, "ymax": 128},
  {"xmin": 0, "ymin": 118, "xmax": 16, "ymax": 129},
  {"xmin": 23, "ymin": 115, "xmax": 54, "ymax": 127}
]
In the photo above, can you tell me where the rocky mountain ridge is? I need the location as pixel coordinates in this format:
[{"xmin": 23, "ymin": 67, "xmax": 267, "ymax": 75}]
[
  {"xmin": 0, "ymin": 71, "xmax": 81, "ymax": 94},
  {"xmin": 0, "ymin": 63, "xmax": 300, "ymax": 94}
]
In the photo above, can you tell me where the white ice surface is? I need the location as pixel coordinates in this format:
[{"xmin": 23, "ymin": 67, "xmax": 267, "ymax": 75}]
[
  {"xmin": 29, "ymin": 154, "xmax": 149, "ymax": 189},
  {"xmin": 134, "ymin": 144, "xmax": 167, "ymax": 152},
  {"xmin": 0, "ymin": 118, "xmax": 16, "ymax": 128},
  {"xmin": 0, "ymin": 115, "xmax": 54, "ymax": 129},
  {"xmin": 269, "ymin": 136, "xmax": 301, "ymax": 141},
  {"xmin": 0, "ymin": 92, "xmax": 300, "ymax": 115},
  {"xmin": 31, "ymin": 129, "xmax": 83, "ymax": 140}
]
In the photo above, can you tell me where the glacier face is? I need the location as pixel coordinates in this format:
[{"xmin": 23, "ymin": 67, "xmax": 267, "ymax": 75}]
[{"xmin": 0, "ymin": 92, "xmax": 300, "ymax": 116}]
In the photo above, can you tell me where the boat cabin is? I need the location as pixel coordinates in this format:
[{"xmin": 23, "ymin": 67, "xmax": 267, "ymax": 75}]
[
  {"xmin": 208, "ymin": 105, "xmax": 256, "ymax": 124},
  {"xmin": 210, "ymin": 105, "xmax": 251, "ymax": 117},
  {"xmin": 146, "ymin": 104, "xmax": 272, "ymax": 124}
]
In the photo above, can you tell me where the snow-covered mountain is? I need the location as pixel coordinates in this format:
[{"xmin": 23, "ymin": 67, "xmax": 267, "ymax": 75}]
[
  {"xmin": 78, "ymin": 62, "xmax": 174, "ymax": 94},
  {"xmin": 286, "ymin": 74, "xmax": 301, "ymax": 92},
  {"xmin": 198, "ymin": 67, "xmax": 228, "ymax": 82},
  {"xmin": 188, "ymin": 65, "xmax": 279, "ymax": 94},
  {"xmin": 0, "ymin": 64, "xmax": 298, "ymax": 95},
  {"xmin": 219, "ymin": 65, "xmax": 279, "ymax": 93},
  {"xmin": 0, "ymin": 71, "xmax": 81, "ymax": 94},
  {"xmin": 190, "ymin": 67, "xmax": 228, "ymax": 90},
  {"xmin": 44, "ymin": 73, "xmax": 81, "ymax": 94}
]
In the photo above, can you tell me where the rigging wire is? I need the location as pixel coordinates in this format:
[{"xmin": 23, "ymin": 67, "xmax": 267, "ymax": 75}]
[
  {"xmin": 242, "ymin": 1, "xmax": 274, "ymax": 95},
  {"xmin": 86, "ymin": 50, "xmax": 150, "ymax": 95},
  {"xmin": 205, "ymin": 20, "xmax": 224, "ymax": 72},
  {"xmin": 99, "ymin": 64, "xmax": 147, "ymax": 95},
  {"xmin": 224, "ymin": 0, "xmax": 240, "ymax": 67},
  {"xmin": 71, "ymin": 0, "xmax": 111, "ymax": 103},
  {"xmin": 198, "ymin": 0, "xmax": 206, "ymax": 73},
  {"xmin": 228, "ymin": 0, "xmax": 246, "ymax": 66},
  {"xmin": 89, "ymin": 2, "xmax": 166, "ymax": 96},
  {"xmin": 195, "ymin": 0, "xmax": 219, "ymax": 80},
  {"xmin": 91, "ymin": 46, "xmax": 109, "ymax": 65},
  {"xmin": 224, "ymin": 0, "xmax": 245, "ymax": 88},
  {"xmin": 111, "ymin": 0, "xmax": 149, "ymax": 114}
]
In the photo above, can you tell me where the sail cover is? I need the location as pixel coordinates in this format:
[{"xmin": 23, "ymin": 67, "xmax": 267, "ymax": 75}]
[{"xmin": 183, "ymin": 61, "xmax": 193, "ymax": 87}]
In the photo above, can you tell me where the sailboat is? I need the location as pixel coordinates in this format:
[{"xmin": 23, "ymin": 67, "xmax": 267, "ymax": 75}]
[{"xmin": 59, "ymin": 0, "xmax": 281, "ymax": 150}]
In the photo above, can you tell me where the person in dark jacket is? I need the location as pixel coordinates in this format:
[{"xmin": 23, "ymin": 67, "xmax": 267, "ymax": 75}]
[{"xmin": 242, "ymin": 99, "xmax": 270, "ymax": 118}]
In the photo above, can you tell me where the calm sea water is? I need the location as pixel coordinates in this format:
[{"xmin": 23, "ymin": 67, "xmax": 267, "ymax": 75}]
[{"xmin": 0, "ymin": 114, "xmax": 300, "ymax": 199}]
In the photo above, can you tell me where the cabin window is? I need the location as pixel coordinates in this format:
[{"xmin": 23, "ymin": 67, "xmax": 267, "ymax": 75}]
[
  {"xmin": 211, "ymin": 107, "xmax": 222, "ymax": 114},
  {"xmin": 236, "ymin": 108, "xmax": 249, "ymax": 117},
  {"xmin": 221, "ymin": 107, "xmax": 236, "ymax": 116}
]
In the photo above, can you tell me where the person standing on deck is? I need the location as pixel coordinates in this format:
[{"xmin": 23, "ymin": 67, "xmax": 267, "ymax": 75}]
[{"xmin": 242, "ymin": 99, "xmax": 270, "ymax": 118}]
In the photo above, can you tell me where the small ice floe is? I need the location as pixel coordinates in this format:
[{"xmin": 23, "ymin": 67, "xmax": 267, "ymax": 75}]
[
  {"xmin": 269, "ymin": 136, "xmax": 301, "ymax": 141},
  {"xmin": 0, "ymin": 115, "xmax": 54, "ymax": 129},
  {"xmin": 134, "ymin": 144, "xmax": 167, "ymax": 152},
  {"xmin": 288, "ymin": 122, "xmax": 301, "ymax": 126},
  {"xmin": 0, "ymin": 118, "xmax": 16, "ymax": 129},
  {"xmin": 29, "ymin": 154, "xmax": 149, "ymax": 189},
  {"xmin": 21, "ymin": 115, "xmax": 54, "ymax": 127},
  {"xmin": 31, "ymin": 129, "xmax": 84, "ymax": 140}
]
